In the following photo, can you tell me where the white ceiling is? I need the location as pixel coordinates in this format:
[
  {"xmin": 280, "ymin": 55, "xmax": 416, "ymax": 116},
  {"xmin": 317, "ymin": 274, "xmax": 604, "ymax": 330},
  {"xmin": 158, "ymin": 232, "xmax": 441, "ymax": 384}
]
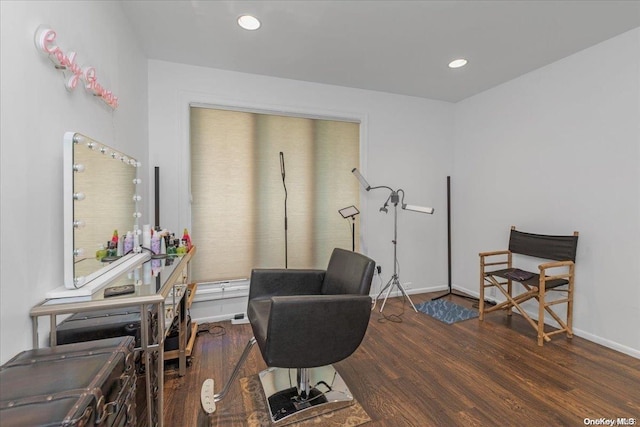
[{"xmin": 120, "ymin": 0, "xmax": 640, "ymax": 103}]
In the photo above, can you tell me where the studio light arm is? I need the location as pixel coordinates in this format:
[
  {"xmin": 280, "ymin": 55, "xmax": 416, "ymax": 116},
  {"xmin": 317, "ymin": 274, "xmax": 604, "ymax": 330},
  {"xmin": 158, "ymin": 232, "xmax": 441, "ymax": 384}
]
[
  {"xmin": 352, "ymin": 168, "xmax": 394, "ymax": 193},
  {"xmin": 402, "ymin": 204, "xmax": 434, "ymax": 214},
  {"xmin": 380, "ymin": 189, "xmax": 401, "ymax": 213},
  {"xmin": 399, "ymin": 189, "xmax": 434, "ymax": 214},
  {"xmin": 379, "ymin": 194, "xmax": 390, "ymax": 213},
  {"xmin": 352, "ymin": 169, "xmax": 433, "ymax": 214},
  {"xmin": 352, "ymin": 168, "xmax": 371, "ymax": 191}
]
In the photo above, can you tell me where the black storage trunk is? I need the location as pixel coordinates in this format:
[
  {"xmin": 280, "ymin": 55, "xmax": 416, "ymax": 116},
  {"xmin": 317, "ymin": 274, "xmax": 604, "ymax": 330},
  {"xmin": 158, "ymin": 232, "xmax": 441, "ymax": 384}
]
[
  {"xmin": 55, "ymin": 307, "xmax": 150, "ymax": 348},
  {"xmin": 55, "ymin": 307, "xmax": 190, "ymax": 352},
  {"xmin": 0, "ymin": 336, "xmax": 136, "ymax": 427}
]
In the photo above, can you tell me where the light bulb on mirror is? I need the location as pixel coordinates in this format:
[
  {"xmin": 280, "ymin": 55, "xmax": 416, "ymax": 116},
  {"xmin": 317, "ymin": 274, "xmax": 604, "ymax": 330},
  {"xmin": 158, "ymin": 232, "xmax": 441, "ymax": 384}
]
[
  {"xmin": 73, "ymin": 220, "xmax": 85, "ymax": 229},
  {"xmin": 74, "ymin": 276, "xmax": 86, "ymax": 287},
  {"xmin": 133, "ymin": 178, "xmax": 141, "ymax": 185},
  {"xmin": 133, "ymin": 212, "xmax": 142, "ymax": 218},
  {"xmin": 73, "ymin": 248, "xmax": 85, "ymax": 257},
  {"xmin": 73, "ymin": 192, "xmax": 85, "ymax": 201},
  {"xmin": 72, "ymin": 134, "xmax": 86, "ymax": 145},
  {"xmin": 73, "ymin": 163, "xmax": 85, "ymax": 173},
  {"xmin": 133, "ymin": 194, "xmax": 142, "ymax": 201}
]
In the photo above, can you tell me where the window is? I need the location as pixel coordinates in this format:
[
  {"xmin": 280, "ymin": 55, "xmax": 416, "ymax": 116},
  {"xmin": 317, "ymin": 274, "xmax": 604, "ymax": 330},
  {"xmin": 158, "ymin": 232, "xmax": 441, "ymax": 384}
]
[{"xmin": 190, "ymin": 106, "xmax": 360, "ymax": 282}]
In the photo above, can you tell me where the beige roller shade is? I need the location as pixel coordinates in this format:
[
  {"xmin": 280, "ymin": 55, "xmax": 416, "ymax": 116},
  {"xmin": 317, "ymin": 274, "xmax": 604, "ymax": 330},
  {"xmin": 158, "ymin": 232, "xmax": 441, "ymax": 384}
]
[{"xmin": 190, "ymin": 106, "xmax": 360, "ymax": 282}]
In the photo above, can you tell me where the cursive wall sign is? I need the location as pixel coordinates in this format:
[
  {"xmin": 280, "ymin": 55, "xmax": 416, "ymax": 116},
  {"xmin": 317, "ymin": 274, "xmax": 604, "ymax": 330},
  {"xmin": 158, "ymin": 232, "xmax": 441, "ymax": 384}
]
[{"xmin": 34, "ymin": 25, "xmax": 119, "ymax": 109}]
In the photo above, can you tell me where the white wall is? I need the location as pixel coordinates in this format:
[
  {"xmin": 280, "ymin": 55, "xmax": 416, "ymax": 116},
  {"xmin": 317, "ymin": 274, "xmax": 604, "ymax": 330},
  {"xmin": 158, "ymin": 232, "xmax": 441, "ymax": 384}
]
[
  {"xmin": 452, "ymin": 28, "xmax": 640, "ymax": 357},
  {"xmin": 0, "ymin": 1, "xmax": 148, "ymax": 364},
  {"xmin": 148, "ymin": 60, "xmax": 455, "ymax": 320}
]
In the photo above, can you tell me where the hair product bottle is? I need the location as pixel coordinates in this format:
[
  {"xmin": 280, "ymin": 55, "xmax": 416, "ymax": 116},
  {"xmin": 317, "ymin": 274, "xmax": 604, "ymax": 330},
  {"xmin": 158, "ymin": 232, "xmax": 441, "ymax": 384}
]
[
  {"xmin": 151, "ymin": 231, "xmax": 160, "ymax": 255},
  {"xmin": 182, "ymin": 228, "xmax": 192, "ymax": 251},
  {"xmin": 124, "ymin": 231, "xmax": 134, "ymax": 254}
]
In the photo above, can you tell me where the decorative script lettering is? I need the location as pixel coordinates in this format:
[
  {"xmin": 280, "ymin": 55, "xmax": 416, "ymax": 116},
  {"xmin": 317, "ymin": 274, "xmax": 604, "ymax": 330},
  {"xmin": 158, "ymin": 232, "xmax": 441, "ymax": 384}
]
[{"xmin": 34, "ymin": 26, "xmax": 119, "ymax": 109}]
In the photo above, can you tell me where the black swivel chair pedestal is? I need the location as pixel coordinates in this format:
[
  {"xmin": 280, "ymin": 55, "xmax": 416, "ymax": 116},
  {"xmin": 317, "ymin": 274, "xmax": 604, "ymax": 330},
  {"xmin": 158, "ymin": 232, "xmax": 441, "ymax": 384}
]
[{"xmin": 201, "ymin": 248, "xmax": 376, "ymax": 424}]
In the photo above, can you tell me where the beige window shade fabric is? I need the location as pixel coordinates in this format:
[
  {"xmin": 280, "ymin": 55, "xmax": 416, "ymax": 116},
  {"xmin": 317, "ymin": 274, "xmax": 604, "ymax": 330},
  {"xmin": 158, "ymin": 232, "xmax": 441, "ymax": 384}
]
[{"xmin": 190, "ymin": 107, "xmax": 360, "ymax": 283}]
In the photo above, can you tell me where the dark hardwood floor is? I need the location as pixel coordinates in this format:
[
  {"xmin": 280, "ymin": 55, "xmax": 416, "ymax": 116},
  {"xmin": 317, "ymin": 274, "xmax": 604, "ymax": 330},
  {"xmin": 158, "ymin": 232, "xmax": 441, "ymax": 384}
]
[{"xmin": 152, "ymin": 293, "xmax": 640, "ymax": 426}]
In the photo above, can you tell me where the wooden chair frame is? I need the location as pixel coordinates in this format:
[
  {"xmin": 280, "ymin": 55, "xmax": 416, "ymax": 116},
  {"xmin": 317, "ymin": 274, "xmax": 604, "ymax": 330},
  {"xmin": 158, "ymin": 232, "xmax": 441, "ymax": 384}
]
[{"xmin": 479, "ymin": 226, "xmax": 578, "ymax": 346}]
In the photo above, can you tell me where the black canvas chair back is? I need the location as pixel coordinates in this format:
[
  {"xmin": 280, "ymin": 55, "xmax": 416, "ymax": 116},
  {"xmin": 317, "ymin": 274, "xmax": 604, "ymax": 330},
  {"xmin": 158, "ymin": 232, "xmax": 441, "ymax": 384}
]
[{"xmin": 509, "ymin": 229, "xmax": 578, "ymax": 262}]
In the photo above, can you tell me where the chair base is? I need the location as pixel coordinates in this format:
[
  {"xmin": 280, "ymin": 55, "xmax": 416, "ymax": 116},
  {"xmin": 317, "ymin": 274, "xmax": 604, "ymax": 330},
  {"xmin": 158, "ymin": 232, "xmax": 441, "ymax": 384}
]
[{"xmin": 258, "ymin": 365, "xmax": 354, "ymax": 424}]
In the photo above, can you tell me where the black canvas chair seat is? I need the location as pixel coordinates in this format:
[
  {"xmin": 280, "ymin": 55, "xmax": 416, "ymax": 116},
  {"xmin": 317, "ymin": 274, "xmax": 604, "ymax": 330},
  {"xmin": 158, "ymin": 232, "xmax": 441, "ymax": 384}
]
[
  {"xmin": 479, "ymin": 227, "xmax": 579, "ymax": 346},
  {"xmin": 490, "ymin": 268, "xmax": 569, "ymax": 289}
]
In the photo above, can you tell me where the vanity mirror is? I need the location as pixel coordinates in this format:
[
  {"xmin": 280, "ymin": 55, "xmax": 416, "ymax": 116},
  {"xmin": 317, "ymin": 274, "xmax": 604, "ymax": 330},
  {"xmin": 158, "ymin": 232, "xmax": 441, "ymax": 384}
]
[{"xmin": 63, "ymin": 132, "xmax": 149, "ymax": 293}]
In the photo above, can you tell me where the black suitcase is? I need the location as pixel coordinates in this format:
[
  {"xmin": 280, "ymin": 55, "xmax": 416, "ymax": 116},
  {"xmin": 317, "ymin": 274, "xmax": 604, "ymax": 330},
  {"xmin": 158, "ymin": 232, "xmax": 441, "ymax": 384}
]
[
  {"xmin": 0, "ymin": 336, "xmax": 136, "ymax": 426},
  {"xmin": 55, "ymin": 307, "xmax": 190, "ymax": 352},
  {"xmin": 55, "ymin": 307, "xmax": 152, "ymax": 348}
]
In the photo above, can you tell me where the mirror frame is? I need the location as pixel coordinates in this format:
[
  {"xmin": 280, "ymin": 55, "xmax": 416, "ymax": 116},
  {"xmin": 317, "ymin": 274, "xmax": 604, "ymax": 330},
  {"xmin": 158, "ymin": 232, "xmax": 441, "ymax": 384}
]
[{"xmin": 63, "ymin": 131, "xmax": 148, "ymax": 291}]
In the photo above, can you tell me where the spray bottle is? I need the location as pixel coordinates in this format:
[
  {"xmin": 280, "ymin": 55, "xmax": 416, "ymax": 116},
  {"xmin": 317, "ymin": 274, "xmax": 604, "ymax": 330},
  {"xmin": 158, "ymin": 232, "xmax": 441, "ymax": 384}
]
[{"xmin": 182, "ymin": 228, "xmax": 192, "ymax": 251}]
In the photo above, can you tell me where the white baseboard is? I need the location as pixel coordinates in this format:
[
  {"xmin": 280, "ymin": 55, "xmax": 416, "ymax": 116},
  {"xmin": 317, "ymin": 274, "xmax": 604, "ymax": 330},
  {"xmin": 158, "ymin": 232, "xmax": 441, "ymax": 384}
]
[
  {"xmin": 194, "ymin": 313, "xmax": 240, "ymax": 324},
  {"xmin": 570, "ymin": 328, "xmax": 640, "ymax": 359},
  {"xmin": 372, "ymin": 284, "xmax": 448, "ymax": 299},
  {"xmin": 231, "ymin": 315, "xmax": 249, "ymax": 325},
  {"xmin": 453, "ymin": 284, "xmax": 639, "ymax": 359}
]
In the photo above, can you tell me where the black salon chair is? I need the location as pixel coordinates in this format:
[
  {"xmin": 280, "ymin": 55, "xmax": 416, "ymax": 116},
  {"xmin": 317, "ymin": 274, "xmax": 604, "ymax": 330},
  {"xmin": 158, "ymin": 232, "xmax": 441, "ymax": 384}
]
[{"xmin": 201, "ymin": 248, "xmax": 376, "ymax": 423}]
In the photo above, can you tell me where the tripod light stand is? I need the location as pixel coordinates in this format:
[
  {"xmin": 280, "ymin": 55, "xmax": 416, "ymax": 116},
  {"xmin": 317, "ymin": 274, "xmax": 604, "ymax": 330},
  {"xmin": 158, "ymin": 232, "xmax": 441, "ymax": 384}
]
[{"xmin": 352, "ymin": 168, "xmax": 434, "ymax": 313}]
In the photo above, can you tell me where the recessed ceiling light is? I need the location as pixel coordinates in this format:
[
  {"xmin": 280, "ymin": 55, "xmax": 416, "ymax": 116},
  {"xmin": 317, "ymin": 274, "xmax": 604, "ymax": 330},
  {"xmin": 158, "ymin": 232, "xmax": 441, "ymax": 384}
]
[
  {"xmin": 448, "ymin": 58, "xmax": 468, "ymax": 69},
  {"xmin": 238, "ymin": 15, "xmax": 261, "ymax": 31}
]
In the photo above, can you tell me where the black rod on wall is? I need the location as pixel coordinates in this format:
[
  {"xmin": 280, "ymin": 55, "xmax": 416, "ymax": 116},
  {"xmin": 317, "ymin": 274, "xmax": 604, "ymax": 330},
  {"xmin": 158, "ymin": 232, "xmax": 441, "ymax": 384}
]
[
  {"xmin": 432, "ymin": 176, "xmax": 478, "ymax": 302},
  {"xmin": 448, "ymin": 176, "xmax": 452, "ymax": 288}
]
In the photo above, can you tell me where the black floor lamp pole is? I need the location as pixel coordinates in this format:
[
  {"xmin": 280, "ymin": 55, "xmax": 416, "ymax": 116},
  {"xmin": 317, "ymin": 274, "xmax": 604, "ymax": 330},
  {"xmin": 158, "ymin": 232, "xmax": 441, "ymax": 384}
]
[
  {"xmin": 432, "ymin": 176, "xmax": 477, "ymax": 302},
  {"xmin": 280, "ymin": 152, "xmax": 288, "ymax": 268},
  {"xmin": 284, "ymin": 202, "xmax": 288, "ymax": 269},
  {"xmin": 339, "ymin": 206, "xmax": 360, "ymax": 252},
  {"xmin": 351, "ymin": 218, "xmax": 355, "ymax": 251}
]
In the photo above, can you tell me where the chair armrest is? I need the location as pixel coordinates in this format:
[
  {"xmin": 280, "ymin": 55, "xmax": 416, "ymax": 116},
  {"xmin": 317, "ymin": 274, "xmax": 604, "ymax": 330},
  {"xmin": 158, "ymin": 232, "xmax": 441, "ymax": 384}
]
[
  {"xmin": 249, "ymin": 269, "xmax": 325, "ymax": 300},
  {"xmin": 479, "ymin": 250, "xmax": 510, "ymax": 258},
  {"xmin": 538, "ymin": 260, "xmax": 575, "ymax": 281},
  {"xmin": 479, "ymin": 250, "xmax": 511, "ymax": 271},
  {"xmin": 539, "ymin": 260, "xmax": 574, "ymax": 270},
  {"xmin": 266, "ymin": 294, "xmax": 372, "ymax": 367}
]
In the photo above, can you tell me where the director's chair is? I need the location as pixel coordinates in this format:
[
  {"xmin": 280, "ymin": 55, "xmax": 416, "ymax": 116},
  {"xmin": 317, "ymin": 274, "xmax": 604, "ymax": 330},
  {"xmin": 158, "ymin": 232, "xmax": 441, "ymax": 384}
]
[{"xmin": 479, "ymin": 226, "xmax": 579, "ymax": 346}]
